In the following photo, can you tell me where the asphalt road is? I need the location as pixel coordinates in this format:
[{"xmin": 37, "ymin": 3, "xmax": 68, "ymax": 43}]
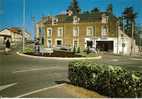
[
  {"xmin": 0, "ymin": 51, "xmax": 71, "ymax": 97},
  {"xmin": 0, "ymin": 50, "xmax": 142, "ymax": 98}
]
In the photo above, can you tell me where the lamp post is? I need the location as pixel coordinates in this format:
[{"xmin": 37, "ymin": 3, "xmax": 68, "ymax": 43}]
[
  {"xmin": 121, "ymin": 35, "xmax": 125, "ymax": 55},
  {"xmin": 22, "ymin": 0, "xmax": 26, "ymax": 53},
  {"xmin": 32, "ymin": 16, "xmax": 36, "ymax": 41},
  {"xmin": 130, "ymin": 21, "xmax": 134, "ymax": 56}
]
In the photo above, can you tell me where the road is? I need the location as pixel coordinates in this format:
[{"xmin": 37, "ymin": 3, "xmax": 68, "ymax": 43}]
[
  {"xmin": 0, "ymin": 51, "xmax": 71, "ymax": 97},
  {"xmin": 0, "ymin": 51, "xmax": 142, "ymax": 98}
]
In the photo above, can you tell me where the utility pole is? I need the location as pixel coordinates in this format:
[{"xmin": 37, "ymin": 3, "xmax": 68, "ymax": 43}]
[
  {"xmin": 32, "ymin": 16, "xmax": 36, "ymax": 41},
  {"xmin": 22, "ymin": 0, "xmax": 26, "ymax": 53},
  {"xmin": 130, "ymin": 21, "xmax": 134, "ymax": 56}
]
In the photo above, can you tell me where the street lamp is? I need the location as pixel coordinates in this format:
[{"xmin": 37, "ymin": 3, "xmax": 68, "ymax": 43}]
[
  {"xmin": 22, "ymin": 0, "xmax": 26, "ymax": 53},
  {"xmin": 121, "ymin": 34, "xmax": 125, "ymax": 55},
  {"xmin": 32, "ymin": 16, "xmax": 36, "ymax": 41}
]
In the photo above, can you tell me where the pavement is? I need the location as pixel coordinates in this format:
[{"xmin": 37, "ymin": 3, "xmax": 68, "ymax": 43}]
[
  {"xmin": 16, "ymin": 83, "xmax": 105, "ymax": 98},
  {"xmin": 0, "ymin": 49, "xmax": 142, "ymax": 98}
]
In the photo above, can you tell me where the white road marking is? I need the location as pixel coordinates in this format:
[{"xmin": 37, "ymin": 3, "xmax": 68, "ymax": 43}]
[
  {"xmin": 13, "ymin": 67, "xmax": 65, "ymax": 74},
  {"xmin": 129, "ymin": 58, "xmax": 142, "ymax": 61},
  {"xmin": 0, "ymin": 83, "xmax": 17, "ymax": 91},
  {"xmin": 112, "ymin": 59, "xmax": 119, "ymax": 62},
  {"xmin": 16, "ymin": 83, "xmax": 65, "ymax": 98}
]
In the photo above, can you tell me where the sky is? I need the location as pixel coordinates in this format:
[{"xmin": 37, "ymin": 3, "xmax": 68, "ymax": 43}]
[{"xmin": 0, "ymin": 0, "xmax": 142, "ymax": 39}]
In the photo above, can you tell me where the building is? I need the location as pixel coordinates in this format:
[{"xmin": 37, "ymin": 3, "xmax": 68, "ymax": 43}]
[
  {"xmin": 36, "ymin": 0, "xmax": 138, "ymax": 55},
  {"xmin": 0, "ymin": 27, "xmax": 32, "ymax": 47}
]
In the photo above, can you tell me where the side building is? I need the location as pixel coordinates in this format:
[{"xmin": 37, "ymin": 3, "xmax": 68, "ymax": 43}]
[{"xmin": 0, "ymin": 27, "xmax": 32, "ymax": 47}]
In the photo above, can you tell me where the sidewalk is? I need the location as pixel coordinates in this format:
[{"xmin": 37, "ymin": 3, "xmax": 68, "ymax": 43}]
[{"xmin": 17, "ymin": 83, "xmax": 105, "ymax": 98}]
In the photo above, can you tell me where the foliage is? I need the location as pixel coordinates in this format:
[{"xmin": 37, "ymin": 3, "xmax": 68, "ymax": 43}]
[
  {"xmin": 122, "ymin": 6, "xmax": 137, "ymax": 37},
  {"xmin": 68, "ymin": 61, "xmax": 142, "ymax": 98},
  {"xmin": 68, "ymin": 0, "xmax": 80, "ymax": 15},
  {"xmin": 73, "ymin": 46, "xmax": 76, "ymax": 53},
  {"xmin": 91, "ymin": 8, "xmax": 100, "ymax": 14},
  {"xmin": 77, "ymin": 47, "xmax": 80, "ymax": 53},
  {"xmin": 24, "ymin": 47, "xmax": 33, "ymax": 53}
]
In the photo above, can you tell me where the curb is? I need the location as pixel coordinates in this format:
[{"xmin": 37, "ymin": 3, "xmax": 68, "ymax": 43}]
[{"xmin": 16, "ymin": 52, "xmax": 102, "ymax": 60}]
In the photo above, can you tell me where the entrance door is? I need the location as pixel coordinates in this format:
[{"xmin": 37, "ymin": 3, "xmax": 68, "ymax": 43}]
[{"xmin": 96, "ymin": 41, "xmax": 113, "ymax": 52}]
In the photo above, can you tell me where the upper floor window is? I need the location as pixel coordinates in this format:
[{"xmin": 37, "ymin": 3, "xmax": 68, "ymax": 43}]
[
  {"xmin": 57, "ymin": 27, "xmax": 63, "ymax": 38},
  {"xmin": 47, "ymin": 28, "xmax": 52, "ymax": 38},
  {"xmin": 87, "ymin": 26, "xmax": 93, "ymax": 36},
  {"xmin": 73, "ymin": 27, "xmax": 79, "ymax": 37},
  {"xmin": 101, "ymin": 25, "xmax": 108, "ymax": 37}
]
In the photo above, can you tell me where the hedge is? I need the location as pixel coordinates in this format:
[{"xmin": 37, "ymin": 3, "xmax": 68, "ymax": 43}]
[{"xmin": 68, "ymin": 61, "xmax": 142, "ymax": 98}]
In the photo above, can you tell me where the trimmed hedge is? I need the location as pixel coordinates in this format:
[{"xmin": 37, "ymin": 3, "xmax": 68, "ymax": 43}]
[{"xmin": 68, "ymin": 61, "xmax": 142, "ymax": 98}]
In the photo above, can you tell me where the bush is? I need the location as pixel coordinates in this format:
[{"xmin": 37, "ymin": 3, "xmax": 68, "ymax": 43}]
[
  {"xmin": 73, "ymin": 46, "xmax": 76, "ymax": 53},
  {"xmin": 68, "ymin": 61, "xmax": 142, "ymax": 98},
  {"xmin": 77, "ymin": 47, "xmax": 80, "ymax": 53},
  {"xmin": 24, "ymin": 47, "xmax": 33, "ymax": 53}
]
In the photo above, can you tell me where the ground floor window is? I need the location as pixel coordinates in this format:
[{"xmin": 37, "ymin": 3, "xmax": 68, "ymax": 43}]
[{"xmin": 56, "ymin": 40, "xmax": 62, "ymax": 47}]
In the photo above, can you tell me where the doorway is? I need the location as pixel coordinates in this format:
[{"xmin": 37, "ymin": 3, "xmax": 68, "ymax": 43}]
[{"xmin": 96, "ymin": 41, "xmax": 113, "ymax": 52}]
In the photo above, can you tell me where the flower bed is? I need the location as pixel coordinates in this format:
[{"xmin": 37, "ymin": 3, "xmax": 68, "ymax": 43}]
[
  {"xmin": 24, "ymin": 50, "xmax": 83, "ymax": 57},
  {"xmin": 68, "ymin": 61, "xmax": 142, "ymax": 98}
]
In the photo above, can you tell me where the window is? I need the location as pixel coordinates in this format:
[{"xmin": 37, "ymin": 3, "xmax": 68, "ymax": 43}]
[
  {"xmin": 73, "ymin": 16, "xmax": 80, "ymax": 24},
  {"xmin": 56, "ymin": 40, "xmax": 62, "ymax": 47},
  {"xmin": 73, "ymin": 27, "xmax": 79, "ymax": 37},
  {"xmin": 52, "ymin": 17, "xmax": 58, "ymax": 25},
  {"xmin": 101, "ymin": 25, "xmax": 108, "ymax": 37},
  {"xmin": 87, "ymin": 26, "xmax": 93, "ymax": 36},
  {"xmin": 47, "ymin": 28, "xmax": 52, "ymax": 38},
  {"xmin": 57, "ymin": 27, "xmax": 63, "ymax": 38},
  {"xmin": 47, "ymin": 40, "xmax": 52, "ymax": 48},
  {"xmin": 102, "ymin": 14, "xmax": 108, "ymax": 24}
]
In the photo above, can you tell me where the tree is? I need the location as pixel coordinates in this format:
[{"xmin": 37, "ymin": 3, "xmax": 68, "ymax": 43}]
[
  {"xmin": 122, "ymin": 7, "xmax": 137, "ymax": 55},
  {"xmin": 91, "ymin": 8, "xmax": 100, "ymax": 14},
  {"xmin": 107, "ymin": 4, "xmax": 113, "ymax": 14},
  {"xmin": 123, "ymin": 7, "xmax": 137, "ymax": 37},
  {"xmin": 67, "ymin": 0, "xmax": 81, "ymax": 15},
  {"xmin": 83, "ymin": 11, "xmax": 90, "ymax": 14}
]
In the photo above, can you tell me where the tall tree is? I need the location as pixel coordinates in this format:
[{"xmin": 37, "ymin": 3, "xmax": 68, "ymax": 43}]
[
  {"xmin": 123, "ymin": 7, "xmax": 137, "ymax": 55},
  {"xmin": 91, "ymin": 7, "xmax": 100, "ymax": 14},
  {"xmin": 107, "ymin": 4, "xmax": 113, "ymax": 14},
  {"xmin": 67, "ymin": 0, "xmax": 81, "ymax": 15},
  {"xmin": 123, "ymin": 7, "xmax": 137, "ymax": 37}
]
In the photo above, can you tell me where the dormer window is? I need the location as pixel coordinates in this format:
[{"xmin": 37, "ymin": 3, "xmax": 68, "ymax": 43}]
[
  {"xmin": 52, "ymin": 17, "xmax": 58, "ymax": 25},
  {"xmin": 102, "ymin": 14, "xmax": 108, "ymax": 24},
  {"xmin": 73, "ymin": 16, "xmax": 80, "ymax": 24}
]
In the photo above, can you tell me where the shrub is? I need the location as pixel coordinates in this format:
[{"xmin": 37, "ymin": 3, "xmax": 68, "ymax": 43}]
[
  {"xmin": 77, "ymin": 47, "xmax": 80, "ymax": 53},
  {"xmin": 68, "ymin": 61, "xmax": 142, "ymax": 98},
  {"xmin": 73, "ymin": 46, "xmax": 76, "ymax": 53},
  {"xmin": 24, "ymin": 47, "xmax": 33, "ymax": 53}
]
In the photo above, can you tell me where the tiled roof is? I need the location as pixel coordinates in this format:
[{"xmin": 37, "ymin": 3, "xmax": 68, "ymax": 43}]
[{"xmin": 39, "ymin": 12, "xmax": 118, "ymax": 25}]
